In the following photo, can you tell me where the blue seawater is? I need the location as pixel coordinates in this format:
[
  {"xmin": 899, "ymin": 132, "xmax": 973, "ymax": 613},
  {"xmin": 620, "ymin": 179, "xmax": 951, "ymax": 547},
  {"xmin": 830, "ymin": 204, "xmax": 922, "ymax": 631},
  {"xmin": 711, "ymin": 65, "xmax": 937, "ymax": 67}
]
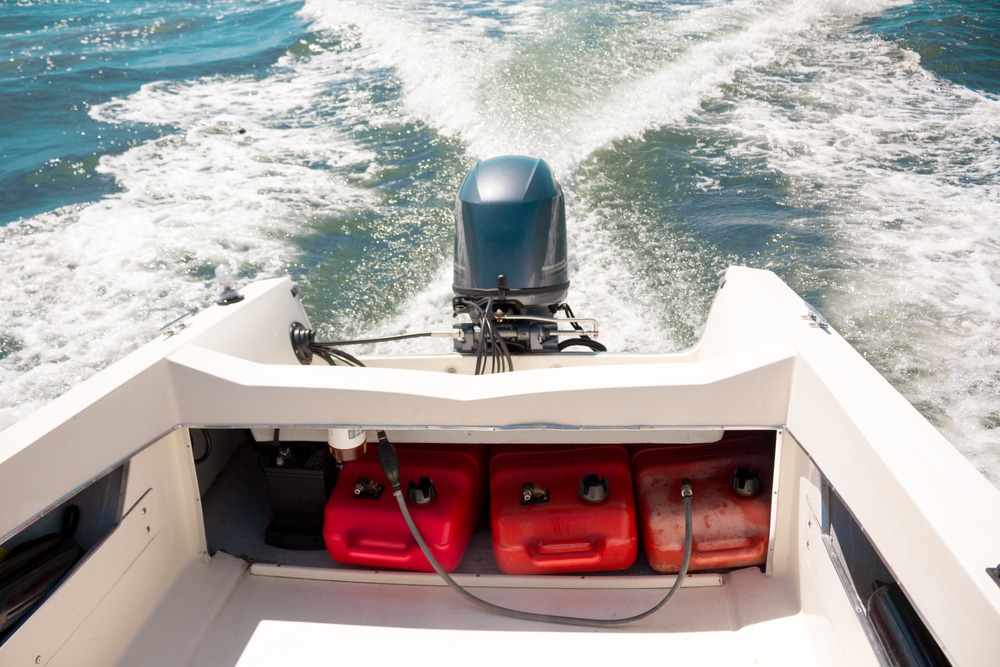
[
  {"xmin": 1, "ymin": 0, "xmax": 999, "ymax": 485},
  {"xmin": 866, "ymin": 0, "xmax": 1000, "ymax": 96},
  {"xmin": 1, "ymin": 0, "xmax": 308, "ymax": 225}
]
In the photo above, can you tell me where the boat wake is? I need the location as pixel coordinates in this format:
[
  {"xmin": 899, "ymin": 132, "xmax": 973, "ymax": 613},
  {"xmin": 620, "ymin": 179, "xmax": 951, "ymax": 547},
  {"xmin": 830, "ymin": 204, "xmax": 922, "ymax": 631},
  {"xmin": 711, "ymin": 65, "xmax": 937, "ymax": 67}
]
[{"xmin": 3, "ymin": 0, "xmax": 999, "ymax": 487}]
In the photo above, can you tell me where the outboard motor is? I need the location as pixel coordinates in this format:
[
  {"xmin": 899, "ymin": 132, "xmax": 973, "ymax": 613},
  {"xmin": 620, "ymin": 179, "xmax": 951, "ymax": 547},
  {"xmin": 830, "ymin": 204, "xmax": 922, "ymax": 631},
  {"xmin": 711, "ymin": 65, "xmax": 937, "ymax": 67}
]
[
  {"xmin": 454, "ymin": 156, "xmax": 569, "ymax": 310},
  {"xmin": 452, "ymin": 156, "xmax": 601, "ymax": 364}
]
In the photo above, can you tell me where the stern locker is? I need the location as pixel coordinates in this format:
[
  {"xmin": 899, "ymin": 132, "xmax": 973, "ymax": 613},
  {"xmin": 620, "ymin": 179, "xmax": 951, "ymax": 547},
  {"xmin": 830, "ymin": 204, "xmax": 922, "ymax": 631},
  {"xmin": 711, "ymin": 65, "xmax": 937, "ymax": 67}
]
[{"xmin": 321, "ymin": 434, "xmax": 774, "ymax": 574}]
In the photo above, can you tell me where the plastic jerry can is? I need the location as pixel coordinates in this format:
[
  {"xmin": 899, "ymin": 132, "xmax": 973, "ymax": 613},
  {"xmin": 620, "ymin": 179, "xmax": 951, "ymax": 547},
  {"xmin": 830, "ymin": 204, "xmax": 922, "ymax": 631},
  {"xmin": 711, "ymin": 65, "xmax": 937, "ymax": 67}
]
[
  {"xmin": 323, "ymin": 444, "xmax": 487, "ymax": 572},
  {"xmin": 631, "ymin": 432, "xmax": 775, "ymax": 574},
  {"xmin": 490, "ymin": 444, "xmax": 638, "ymax": 575}
]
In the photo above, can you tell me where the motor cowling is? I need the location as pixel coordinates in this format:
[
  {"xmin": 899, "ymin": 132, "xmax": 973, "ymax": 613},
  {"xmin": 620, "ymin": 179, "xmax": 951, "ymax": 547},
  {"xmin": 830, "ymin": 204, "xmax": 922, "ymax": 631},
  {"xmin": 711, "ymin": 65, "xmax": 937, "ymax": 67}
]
[{"xmin": 453, "ymin": 156, "xmax": 569, "ymax": 310}]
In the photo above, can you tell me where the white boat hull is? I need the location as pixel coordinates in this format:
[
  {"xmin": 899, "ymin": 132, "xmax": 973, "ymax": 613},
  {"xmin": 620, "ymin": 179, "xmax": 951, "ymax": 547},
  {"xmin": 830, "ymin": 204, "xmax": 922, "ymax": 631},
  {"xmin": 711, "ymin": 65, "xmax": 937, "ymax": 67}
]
[{"xmin": 1, "ymin": 267, "xmax": 997, "ymax": 666}]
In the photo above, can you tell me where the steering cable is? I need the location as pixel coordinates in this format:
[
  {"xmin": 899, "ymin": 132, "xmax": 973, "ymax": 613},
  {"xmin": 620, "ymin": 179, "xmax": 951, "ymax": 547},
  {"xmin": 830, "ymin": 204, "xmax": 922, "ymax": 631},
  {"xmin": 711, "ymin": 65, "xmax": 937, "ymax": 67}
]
[{"xmin": 377, "ymin": 431, "xmax": 694, "ymax": 628}]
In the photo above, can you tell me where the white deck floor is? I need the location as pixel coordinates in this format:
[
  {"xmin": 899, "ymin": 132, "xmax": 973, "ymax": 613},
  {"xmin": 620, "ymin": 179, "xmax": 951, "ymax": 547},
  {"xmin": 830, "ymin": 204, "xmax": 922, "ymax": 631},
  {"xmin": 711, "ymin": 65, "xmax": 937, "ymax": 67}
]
[
  {"xmin": 114, "ymin": 550, "xmax": 822, "ymax": 667},
  {"xmin": 100, "ymin": 434, "xmax": 830, "ymax": 667}
]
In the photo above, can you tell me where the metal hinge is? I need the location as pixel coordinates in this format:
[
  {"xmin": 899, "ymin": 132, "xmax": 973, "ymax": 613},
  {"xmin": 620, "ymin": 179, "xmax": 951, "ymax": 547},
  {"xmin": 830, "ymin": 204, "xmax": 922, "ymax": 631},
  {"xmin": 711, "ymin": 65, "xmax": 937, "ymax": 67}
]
[
  {"xmin": 802, "ymin": 302, "xmax": 830, "ymax": 332},
  {"xmin": 159, "ymin": 309, "xmax": 198, "ymax": 338}
]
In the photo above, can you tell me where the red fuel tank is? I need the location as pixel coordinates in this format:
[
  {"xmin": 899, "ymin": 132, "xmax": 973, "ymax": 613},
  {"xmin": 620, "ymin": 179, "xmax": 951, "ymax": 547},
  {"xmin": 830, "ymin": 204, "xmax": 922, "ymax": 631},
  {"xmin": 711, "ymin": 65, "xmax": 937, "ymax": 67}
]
[
  {"xmin": 323, "ymin": 444, "xmax": 487, "ymax": 572},
  {"xmin": 631, "ymin": 432, "xmax": 775, "ymax": 574},
  {"xmin": 490, "ymin": 445, "xmax": 638, "ymax": 575}
]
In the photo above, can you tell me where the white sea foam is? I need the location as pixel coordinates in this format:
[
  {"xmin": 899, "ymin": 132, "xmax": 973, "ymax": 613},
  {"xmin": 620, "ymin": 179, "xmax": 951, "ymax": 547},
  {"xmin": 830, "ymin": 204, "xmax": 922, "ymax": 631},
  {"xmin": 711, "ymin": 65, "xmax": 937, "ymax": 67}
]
[
  {"xmin": 0, "ymin": 42, "xmax": 374, "ymax": 429},
  {"xmin": 301, "ymin": 0, "xmax": 906, "ymax": 172}
]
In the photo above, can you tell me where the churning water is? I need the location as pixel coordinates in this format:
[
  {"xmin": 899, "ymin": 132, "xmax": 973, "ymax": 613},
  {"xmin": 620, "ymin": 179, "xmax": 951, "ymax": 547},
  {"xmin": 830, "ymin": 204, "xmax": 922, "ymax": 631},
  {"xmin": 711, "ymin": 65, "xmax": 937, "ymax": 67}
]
[{"xmin": 2, "ymin": 0, "xmax": 999, "ymax": 482}]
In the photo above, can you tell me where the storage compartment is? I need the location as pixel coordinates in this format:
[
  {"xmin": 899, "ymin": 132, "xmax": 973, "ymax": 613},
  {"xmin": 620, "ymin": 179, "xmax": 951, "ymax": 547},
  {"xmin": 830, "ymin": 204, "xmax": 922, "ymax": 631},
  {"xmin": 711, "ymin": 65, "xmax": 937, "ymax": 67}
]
[
  {"xmin": 0, "ymin": 463, "xmax": 126, "ymax": 643},
  {"xmin": 489, "ymin": 445, "xmax": 637, "ymax": 575},
  {"xmin": 631, "ymin": 432, "xmax": 775, "ymax": 573},
  {"xmin": 202, "ymin": 429, "xmax": 778, "ymax": 578},
  {"xmin": 323, "ymin": 444, "xmax": 488, "ymax": 572}
]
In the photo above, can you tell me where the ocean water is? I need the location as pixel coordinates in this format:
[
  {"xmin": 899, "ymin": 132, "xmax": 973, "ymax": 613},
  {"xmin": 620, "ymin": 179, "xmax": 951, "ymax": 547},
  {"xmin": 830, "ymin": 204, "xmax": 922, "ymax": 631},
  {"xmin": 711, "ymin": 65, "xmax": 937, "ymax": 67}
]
[{"xmin": 2, "ymin": 1, "xmax": 998, "ymax": 482}]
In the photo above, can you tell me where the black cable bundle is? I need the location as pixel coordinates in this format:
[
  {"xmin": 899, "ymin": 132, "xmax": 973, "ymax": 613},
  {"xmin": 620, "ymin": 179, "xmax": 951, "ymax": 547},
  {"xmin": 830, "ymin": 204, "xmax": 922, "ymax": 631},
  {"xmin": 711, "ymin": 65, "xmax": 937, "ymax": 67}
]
[
  {"xmin": 291, "ymin": 322, "xmax": 430, "ymax": 368},
  {"xmin": 453, "ymin": 297, "xmax": 514, "ymax": 375},
  {"xmin": 290, "ymin": 298, "xmax": 604, "ymax": 374},
  {"xmin": 310, "ymin": 344, "xmax": 364, "ymax": 368}
]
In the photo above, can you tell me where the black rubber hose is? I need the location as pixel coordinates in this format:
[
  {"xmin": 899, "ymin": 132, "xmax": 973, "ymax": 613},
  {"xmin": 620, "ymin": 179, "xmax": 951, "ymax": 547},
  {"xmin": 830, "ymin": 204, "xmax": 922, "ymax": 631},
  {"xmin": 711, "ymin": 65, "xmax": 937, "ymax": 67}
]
[
  {"xmin": 378, "ymin": 432, "xmax": 694, "ymax": 628},
  {"xmin": 557, "ymin": 337, "xmax": 607, "ymax": 352}
]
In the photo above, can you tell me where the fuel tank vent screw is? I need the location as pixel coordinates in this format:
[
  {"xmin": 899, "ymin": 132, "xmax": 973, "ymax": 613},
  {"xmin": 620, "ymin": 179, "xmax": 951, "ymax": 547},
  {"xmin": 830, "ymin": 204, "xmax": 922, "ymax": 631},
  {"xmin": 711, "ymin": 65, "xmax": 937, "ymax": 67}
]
[
  {"xmin": 578, "ymin": 473, "xmax": 610, "ymax": 503},
  {"xmin": 353, "ymin": 476, "xmax": 384, "ymax": 500},
  {"xmin": 407, "ymin": 476, "xmax": 437, "ymax": 505},
  {"xmin": 731, "ymin": 466, "xmax": 763, "ymax": 497},
  {"xmin": 521, "ymin": 482, "xmax": 550, "ymax": 505}
]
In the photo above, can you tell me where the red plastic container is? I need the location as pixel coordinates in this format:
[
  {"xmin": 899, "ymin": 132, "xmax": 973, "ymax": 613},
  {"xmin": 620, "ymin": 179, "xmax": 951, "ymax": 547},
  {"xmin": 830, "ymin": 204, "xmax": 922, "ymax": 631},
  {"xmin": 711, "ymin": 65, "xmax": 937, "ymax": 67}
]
[
  {"xmin": 631, "ymin": 432, "xmax": 775, "ymax": 574},
  {"xmin": 323, "ymin": 444, "xmax": 487, "ymax": 572},
  {"xmin": 490, "ymin": 445, "xmax": 638, "ymax": 575}
]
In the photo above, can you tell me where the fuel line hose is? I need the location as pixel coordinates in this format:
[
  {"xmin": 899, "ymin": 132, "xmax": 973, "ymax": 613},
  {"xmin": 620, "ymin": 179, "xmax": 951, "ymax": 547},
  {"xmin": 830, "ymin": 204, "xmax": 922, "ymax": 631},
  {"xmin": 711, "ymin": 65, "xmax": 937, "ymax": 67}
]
[{"xmin": 377, "ymin": 431, "xmax": 694, "ymax": 628}]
